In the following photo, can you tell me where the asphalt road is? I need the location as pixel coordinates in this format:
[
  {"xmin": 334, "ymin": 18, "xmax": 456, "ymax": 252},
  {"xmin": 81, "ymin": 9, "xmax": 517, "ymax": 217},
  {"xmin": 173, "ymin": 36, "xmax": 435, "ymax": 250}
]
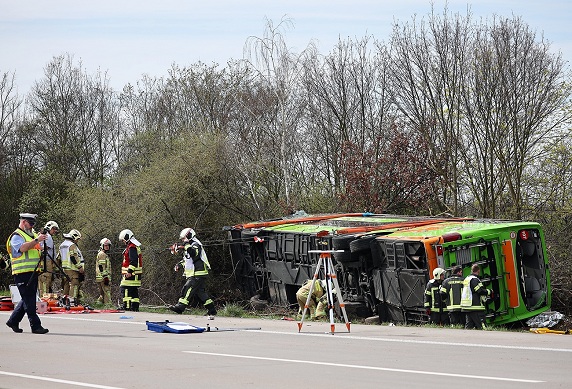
[{"xmin": 0, "ymin": 310, "xmax": 570, "ymax": 389}]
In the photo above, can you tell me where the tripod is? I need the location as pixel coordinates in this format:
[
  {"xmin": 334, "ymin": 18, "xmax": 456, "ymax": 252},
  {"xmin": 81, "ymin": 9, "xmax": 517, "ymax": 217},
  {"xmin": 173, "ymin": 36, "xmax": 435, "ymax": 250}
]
[
  {"xmin": 298, "ymin": 248, "xmax": 351, "ymax": 334},
  {"xmin": 28, "ymin": 236, "xmax": 70, "ymax": 289}
]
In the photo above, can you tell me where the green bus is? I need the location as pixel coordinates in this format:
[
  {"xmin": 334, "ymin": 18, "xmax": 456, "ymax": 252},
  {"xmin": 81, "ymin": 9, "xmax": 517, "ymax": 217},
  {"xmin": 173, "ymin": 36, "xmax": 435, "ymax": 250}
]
[{"xmin": 226, "ymin": 213, "xmax": 550, "ymax": 326}]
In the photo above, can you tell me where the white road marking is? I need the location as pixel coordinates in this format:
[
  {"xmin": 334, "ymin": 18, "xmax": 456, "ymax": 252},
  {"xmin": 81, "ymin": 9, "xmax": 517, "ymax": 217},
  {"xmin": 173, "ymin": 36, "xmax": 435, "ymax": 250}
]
[
  {"xmin": 182, "ymin": 351, "xmax": 544, "ymax": 383},
  {"xmin": 258, "ymin": 330, "xmax": 572, "ymax": 353},
  {"xmin": 0, "ymin": 371, "xmax": 126, "ymax": 388}
]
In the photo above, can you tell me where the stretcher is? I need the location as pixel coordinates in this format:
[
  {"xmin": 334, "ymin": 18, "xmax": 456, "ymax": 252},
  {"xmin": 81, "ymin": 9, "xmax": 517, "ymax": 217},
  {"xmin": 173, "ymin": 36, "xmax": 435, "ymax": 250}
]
[{"xmin": 146, "ymin": 320, "xmax": 206, "ymax": 333}]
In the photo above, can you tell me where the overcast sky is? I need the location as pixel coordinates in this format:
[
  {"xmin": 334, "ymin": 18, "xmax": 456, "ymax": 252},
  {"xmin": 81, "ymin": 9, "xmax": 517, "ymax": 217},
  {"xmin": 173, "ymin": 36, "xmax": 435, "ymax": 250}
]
[{"xmin": 2, "ymin": 0, "xmax": 571, "ymax": 94}]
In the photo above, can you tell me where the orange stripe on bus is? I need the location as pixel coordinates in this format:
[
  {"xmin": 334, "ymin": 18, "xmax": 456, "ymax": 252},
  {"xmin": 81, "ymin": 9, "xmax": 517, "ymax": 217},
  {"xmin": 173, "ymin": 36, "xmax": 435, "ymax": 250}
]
[{"xmin": 502, "ymin": 240, "xmax": 520, "ymax": 308}]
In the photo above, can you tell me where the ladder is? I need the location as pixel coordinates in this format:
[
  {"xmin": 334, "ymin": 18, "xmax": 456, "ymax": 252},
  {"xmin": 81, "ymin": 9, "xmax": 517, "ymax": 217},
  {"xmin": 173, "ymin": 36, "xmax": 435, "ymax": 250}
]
[{"xmin": 297, "ymin": 249, "xmax": 351, "ymax": 334}]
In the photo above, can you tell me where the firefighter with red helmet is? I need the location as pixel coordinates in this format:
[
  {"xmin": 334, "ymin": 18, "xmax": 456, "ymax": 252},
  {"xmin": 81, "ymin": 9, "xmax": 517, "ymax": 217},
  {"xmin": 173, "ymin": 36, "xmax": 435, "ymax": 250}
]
[
  {"xmin": 96, "ymin": 237, "xmax": 113, "ymax": 304},
  {"xmin": 169, "ymin": 228, "xmax": 217, "ymax": 319},
  {"xmin": 119, "ymin": 229, "xmax": 142, "ymax": 311}
]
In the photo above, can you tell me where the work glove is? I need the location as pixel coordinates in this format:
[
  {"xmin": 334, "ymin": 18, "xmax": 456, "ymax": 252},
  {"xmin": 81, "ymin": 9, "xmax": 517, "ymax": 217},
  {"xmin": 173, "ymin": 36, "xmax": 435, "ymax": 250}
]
[{"xmin": 103, "ymin": 277, "xmax": 110, "ymax": 286}]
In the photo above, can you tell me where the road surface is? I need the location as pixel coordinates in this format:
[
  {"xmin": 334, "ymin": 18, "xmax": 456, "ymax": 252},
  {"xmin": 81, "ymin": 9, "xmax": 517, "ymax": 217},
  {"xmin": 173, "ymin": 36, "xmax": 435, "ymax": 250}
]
[{"xmin": 0, "ymin": 310, "xmax": 570, "ymax": 388}]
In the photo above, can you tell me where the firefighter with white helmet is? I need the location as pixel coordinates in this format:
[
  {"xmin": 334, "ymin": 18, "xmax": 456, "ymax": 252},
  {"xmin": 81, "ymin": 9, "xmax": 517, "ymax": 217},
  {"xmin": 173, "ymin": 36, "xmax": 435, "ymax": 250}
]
[
  {"xmin": 95, "ymin": 238, "xmax": 113, "ymax": 304},
  {"xmin": 424, "ymin": 267, "xmax": 449, "ymax": 325},
  {"xmin": 169, "ymin": 227, "xmax": 217, "ymax": 319},
  {"xmin": 59, "ymin": 229, "xmax": 85, "ymax": 303},
  {"xmin": 38, "ymin": 220, "xmax": 60, "ymax": 296},
  {"xmin": 119, "ymin": 229, "xmax": 142, "ymax": 311}
]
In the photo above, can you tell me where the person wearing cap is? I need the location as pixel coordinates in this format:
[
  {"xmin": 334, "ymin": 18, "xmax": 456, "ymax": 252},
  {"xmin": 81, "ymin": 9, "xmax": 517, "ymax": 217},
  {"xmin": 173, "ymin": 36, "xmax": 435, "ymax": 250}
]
[
  {"xmin": 440, "ymin": 265, "xmax": 466, "ymax": 326},
  {"xmin": 424, "ymin": 267, "xmax": 450, "ymax": 326},
  {"xmin": 5, "ymin": 213, "xmax": 49, "ymax": 334},
  {"xmin": 38, "ymin": 220, "xmax": 60, "ymax": 296},
  {"xmin": 59, "ymin": 229, "xmax": 85, "ymax": 304}
]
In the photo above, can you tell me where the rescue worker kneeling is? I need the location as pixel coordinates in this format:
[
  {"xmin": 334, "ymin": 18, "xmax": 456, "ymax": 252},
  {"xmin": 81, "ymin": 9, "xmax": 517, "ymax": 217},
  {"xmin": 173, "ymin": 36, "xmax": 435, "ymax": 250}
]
[{"xmin": 296, "ymin": 279, "xmax": 331, "ymax": 319}]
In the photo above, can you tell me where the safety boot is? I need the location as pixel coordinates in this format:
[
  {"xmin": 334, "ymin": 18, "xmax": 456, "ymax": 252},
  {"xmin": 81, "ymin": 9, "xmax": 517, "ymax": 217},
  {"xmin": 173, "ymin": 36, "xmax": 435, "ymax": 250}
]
[{"xmin": 169, "ymin": 303, "xmax": 186, "ymax": 314}]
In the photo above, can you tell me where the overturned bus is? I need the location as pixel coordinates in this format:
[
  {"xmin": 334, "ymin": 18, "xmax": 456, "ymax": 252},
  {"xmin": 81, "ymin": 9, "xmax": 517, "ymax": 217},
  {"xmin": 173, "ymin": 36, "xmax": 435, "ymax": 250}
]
[{"xmin": 226, "ymin": 213, "xmax": 551, "ymax": 326}]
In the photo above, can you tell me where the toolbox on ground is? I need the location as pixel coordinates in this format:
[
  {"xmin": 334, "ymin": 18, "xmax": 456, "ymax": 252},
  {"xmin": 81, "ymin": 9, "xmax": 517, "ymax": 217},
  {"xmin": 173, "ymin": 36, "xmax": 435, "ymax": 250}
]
[{"xmin": 146, "ymin": 320, "xmax": 206, "ymax": 333}]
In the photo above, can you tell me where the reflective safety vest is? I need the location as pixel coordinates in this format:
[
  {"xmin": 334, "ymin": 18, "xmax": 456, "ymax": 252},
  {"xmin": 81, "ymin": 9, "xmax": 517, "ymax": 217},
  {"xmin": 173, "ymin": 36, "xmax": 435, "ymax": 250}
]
[
  {"xmin": 121, "ymin": 241, "xmax": 142, "ymax": 287},
  {"xmin": 297, "ymin": 279, "xmax": 325, "ymax": 301},
  {"xmin": 424, "ymin": 279, "xmax": 448, "ymax": 311},
  {"xmin": 441, "ymin": 275, "xmax": 464, "ymax": 311},
  {"xmin": 6, "ymin": 228, "xmax": 41, "ymax": 275},
  {"xmin": 60, "ymin": 239, "xmax": 84, "ymax": 271},
  {"xmin": 181, "ymin": 241, "xmax": 209, "ymax": 277},
  {"xmin": 461, "ymin": 274, "xmax": 489, "ymax": 311},
  {"xmin": 95, "ymin": 250, "xmax": 111, "ymax": 281}
]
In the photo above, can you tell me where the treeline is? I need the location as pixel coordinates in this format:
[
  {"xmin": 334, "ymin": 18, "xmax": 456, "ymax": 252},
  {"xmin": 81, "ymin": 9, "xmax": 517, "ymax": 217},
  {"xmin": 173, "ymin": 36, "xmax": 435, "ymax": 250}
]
[{"xmin": 0, "ymin": 9, "xmax": 571, "ymax": 314}]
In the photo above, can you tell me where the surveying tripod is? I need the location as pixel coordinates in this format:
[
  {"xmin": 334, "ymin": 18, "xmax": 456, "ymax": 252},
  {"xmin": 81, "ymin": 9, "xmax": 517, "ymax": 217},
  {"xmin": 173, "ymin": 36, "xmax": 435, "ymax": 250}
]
[{"xmin": 298, "ymin": 248, "xmax": 351, "ymax": 334}]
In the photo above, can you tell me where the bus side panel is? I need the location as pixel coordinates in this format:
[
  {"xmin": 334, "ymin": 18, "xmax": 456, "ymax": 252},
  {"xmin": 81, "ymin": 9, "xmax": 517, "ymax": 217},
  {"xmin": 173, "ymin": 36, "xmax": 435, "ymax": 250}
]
[{"xmin": 502, "ymin": 239, "xmax": 520, "ymax": 308}]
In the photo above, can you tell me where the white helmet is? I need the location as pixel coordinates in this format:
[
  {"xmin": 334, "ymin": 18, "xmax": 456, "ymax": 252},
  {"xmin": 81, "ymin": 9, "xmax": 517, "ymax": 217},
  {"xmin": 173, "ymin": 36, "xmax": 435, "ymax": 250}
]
[
  {"xmin": 65, "ymin": 229, "xmax": 81, "ymax": 241},
  {"xmin": 100, "ymin": 237, "xmax": 112, "ymax": 250},
  {"xmin": 119, "ymin": 229, "xmax": 133, "ymax": 242},
  {"xmin": 44, "ymin": 220, "xmax": 59, "ymax": 232},
  {"xmin": 433, "ymin": 267, "xmax": 445, "ymax": 279},
  {"xmin": 179, "ymin": 227, "xmax": 195, "ymax": 241}
]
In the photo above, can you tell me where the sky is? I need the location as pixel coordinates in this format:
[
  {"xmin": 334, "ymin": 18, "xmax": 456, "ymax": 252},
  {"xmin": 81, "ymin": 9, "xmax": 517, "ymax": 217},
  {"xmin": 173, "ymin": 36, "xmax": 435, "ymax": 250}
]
[{"xmin": 2, "ymin": 0, "xmax": 571, "ymax": 94}]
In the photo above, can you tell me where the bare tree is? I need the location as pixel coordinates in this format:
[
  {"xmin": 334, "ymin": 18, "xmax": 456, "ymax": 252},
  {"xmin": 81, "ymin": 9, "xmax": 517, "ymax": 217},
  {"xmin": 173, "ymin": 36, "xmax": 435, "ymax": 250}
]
[
  {"xmin": 26, "ymin": 54, "xmax": 120, "ymax": 187},
  {"xmin": 243, "ymin": 16, "xmax": 314, "ymax": 211},
  {"xmin": 388, "ymin": 7, "xmax": 473, "ymax": 215},
  {"xmin": 0, "ymin": 71, "xmax": 21, "ymax": 146},
  {"xmin": 464, "ymin": 16, "xmax": 572, "ymax": 218}
]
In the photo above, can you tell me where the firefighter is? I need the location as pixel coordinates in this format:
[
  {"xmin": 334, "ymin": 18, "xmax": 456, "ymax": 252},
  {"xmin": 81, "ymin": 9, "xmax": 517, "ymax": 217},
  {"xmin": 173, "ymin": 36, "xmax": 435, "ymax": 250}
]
[
  {"xmin": 96, "ymin": 238, "xmax": 112, "ymax": 304},
  {"xmin": 440, "ymin": 265, "xmax": 466, "ymax": 326},
  {"xmin": 461, "ymin": 263, "xmax": 492, "ymax": 329},
  {"xmin": 169, "ymin": 228, "xmax": 217, "ymax": 319},
  {"xmin": 119, "ymin": 229, "xmax": 142, "ymax": 311},
  {"xmin": 296, "ymin": 279, "xmax": 329, "ymax": 319},
  {"xmin": 424, "ymin": 267, "xmax": 449, "ymax": 325},
  {"xmin": 5, "ymin": 213, "xmax": 49, "ymax": 334},
  {"xmin": 37, "ymin": 220, "xmax": 60, "ymax": 296},
  {"xmin": 59, "ymin": 229, "xmax": 85, "ymax": 304}
]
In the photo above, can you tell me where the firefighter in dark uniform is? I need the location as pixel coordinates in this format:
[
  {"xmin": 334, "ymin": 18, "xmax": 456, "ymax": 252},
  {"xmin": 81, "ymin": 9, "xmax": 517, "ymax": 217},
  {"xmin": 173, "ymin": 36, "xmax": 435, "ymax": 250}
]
[
  {"xmin": 5, "ymin": 213, "xmax": 49, "ymax": 334},
  {"xmin": 461, "ymin": 263, "xmax": 492, "ymax": 329},
  {"xmin": 440, "ymin": 265, "xmax": 466, "ymax": 325},
  {"xmin": 119, "ymin": 229, "xmax": 142, "ymax": 311},
  {"xmin": 169, "ymin": 228, "xmax": 217, "ymax": 319},
  {"xmin": 424, "ymin": 267, "xmax": 449, "ymax": 325}
]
